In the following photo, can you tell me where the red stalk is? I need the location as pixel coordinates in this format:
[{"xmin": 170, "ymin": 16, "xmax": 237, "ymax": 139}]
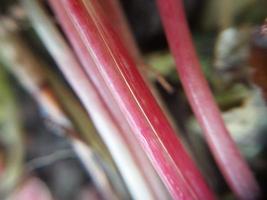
[
  {"xmin": 49, "ymin": 0, "xmax": 215, "ymax": 199},
  {"xmin": 46, "ymin": 1, "xmax": 170, "ymax": 199},
  {"xmin": 97, "ymin": 0, "xmax": 141, "ymax": 62},
  {"xmin": 30, "ymin": 0, "xmax": 165, "ymax": 198},
  {"xmin": 156, "ymin": 0, "xmax": 261, "ymax": 199}
]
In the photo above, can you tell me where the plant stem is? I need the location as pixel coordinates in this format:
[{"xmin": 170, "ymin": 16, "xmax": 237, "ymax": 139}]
[
  {"xmin": 25, "ymin": 0, "xmax": 158, "ymax": 198},
  {"xmin": 97, "ymin": 0, "xmax": 141, "ymax": 62},
  {"xmin": 48, "ymin": 0, "xmax": 216, "ymax": 199},
  {"xmin": 156, "ymin": 0, "xmax": 261, "ymax": 199}
]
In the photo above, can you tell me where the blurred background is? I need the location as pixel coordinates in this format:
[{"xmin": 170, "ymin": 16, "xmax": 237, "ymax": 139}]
[{"xmin": 0, "ymin": 0, "xmax": 266, "ymax": 199}]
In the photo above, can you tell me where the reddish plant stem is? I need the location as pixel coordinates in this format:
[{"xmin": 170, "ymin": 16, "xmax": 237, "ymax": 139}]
[
  {"xmin": 49, "ymin": 0, "xmax": 216, "ymax": 199},
  {"xmin": 97, "ymin": 0, "xmax": 175, "ymax": 96},
  {"xmin": 47, "ymin": 1, "xmax": 169, "ymax": 199},
  {"xmin": 97, "ymin": 0, "xmax": 141, "ymax": 62},
  {"xmin": 156, "ymin": 0, "xmax": 261, "ymax": 199},
  {"xmin": 33, "ymin": 0, "xmax": 165, "ymax": 198}
]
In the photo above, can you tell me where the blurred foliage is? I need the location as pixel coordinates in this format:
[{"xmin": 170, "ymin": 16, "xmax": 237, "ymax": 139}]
[{"xmin": 0, "ymin": 66, "xmax": 24, "ymax": 199}]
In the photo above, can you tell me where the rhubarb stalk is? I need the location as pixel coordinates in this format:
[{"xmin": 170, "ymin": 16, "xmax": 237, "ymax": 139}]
[
  {"xmin": 48, "ymin": 0, "xmax": 215, "ymax": 199},
  {"xmin": 156, "ymin": 0, "xmax": 261, "ymax": 199},
  {"xmin": 25, "ymin": 0, "xmax": 160, "ymax": 198}
]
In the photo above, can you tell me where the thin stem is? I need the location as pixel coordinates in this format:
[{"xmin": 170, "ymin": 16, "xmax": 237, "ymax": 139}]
[
  {"xmin": 156, "ymin": 0, "xmax": 261, "ymax": 199},
  {"xmin": 25, "ymin": 0, "xmax": 157, "ymax": 199}
]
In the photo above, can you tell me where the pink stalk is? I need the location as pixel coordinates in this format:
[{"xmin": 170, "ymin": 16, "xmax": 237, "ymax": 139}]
[
  {"xmin": 97, "ymin": 0, "xmax": 141, "ymax": 62},
  {"xmin": 49, "ymin": 0, "xmax": 216, "ymax": 199},
  {"xmin": 95, "ymin": 0, "xmax": 176, "ymax": 134},
  {"xmin": 96, "ymin": 0, "xmax": 175, "ymax": 95},
  {"xmin": 156, "ymin": 0, "xmax": 260, "ymax": 199},
  {"xmin": 44, "ymin": 1, "xmax": 169, "ymax": 198},
  {"xmin": 30, "ymin": 0, "xmax": 160, "ymax": 198}
]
